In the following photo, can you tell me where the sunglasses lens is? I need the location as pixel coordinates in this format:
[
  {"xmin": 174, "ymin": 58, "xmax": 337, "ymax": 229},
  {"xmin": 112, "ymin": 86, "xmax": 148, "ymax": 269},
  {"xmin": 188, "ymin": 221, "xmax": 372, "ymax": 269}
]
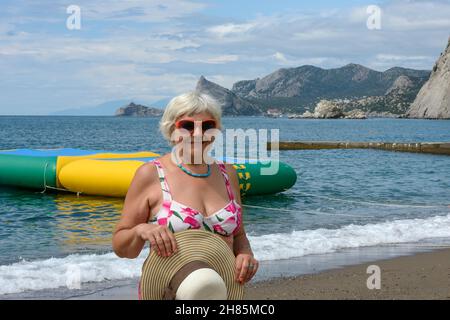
[
  {"xmin": 177, "ymin": 119, "xmax": 216, "ymax": 133},
  {"xmin": 202, "ymin": 121, "xmax": 216, "ymax": 131},
  {"xmin": 179, "ymin": 121, "xmax": 194, "ymax": 131}
]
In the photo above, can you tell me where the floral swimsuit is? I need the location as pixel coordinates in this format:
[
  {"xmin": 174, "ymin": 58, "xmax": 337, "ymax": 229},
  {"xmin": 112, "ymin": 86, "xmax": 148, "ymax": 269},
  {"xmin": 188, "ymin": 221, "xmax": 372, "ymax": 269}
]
[
  {"xmin": 138, "ymin": 159, "xmax": 242, "ymax": 299},
  {"xmin": 148, "ymin": 159, "xmax": 242, "ymax": 236}
]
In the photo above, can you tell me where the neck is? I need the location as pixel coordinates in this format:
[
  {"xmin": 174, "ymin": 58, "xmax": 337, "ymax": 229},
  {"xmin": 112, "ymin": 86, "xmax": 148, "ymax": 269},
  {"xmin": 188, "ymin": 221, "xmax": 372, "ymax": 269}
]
[
  {"xmin": 173, "ymin": 151, "xmax": 211, "ymax": 177},
  {"xmin": 177, "ymin": 150, "xmax": 207, "ymax": 166}
]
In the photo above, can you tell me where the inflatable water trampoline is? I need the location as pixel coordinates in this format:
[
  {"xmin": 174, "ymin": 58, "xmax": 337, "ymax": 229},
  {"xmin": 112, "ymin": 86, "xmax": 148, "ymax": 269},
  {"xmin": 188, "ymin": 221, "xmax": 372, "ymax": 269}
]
[{"xmin": 0, "ymin": 149, "xmax": 297, "ymax": 197}]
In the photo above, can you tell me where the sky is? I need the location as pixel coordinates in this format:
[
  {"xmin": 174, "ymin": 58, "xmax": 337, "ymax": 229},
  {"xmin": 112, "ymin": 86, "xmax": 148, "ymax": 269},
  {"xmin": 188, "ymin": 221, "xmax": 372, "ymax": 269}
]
[{"xmin": 0, "ymin": 0, "xmax": 449, "ymax": 115}]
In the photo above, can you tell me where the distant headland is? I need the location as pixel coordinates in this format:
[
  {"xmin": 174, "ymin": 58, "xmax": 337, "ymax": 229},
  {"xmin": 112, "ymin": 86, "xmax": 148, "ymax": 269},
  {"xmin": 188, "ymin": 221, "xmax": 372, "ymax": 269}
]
[{"xmin": 115, "ymin": 102, "xmax": 163, "ymax": 117}]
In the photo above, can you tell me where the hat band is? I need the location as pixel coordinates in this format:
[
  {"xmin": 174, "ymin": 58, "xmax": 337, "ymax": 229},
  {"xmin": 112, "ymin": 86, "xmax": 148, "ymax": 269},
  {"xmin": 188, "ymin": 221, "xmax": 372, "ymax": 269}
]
[{"xmin": 162, "ymin": 260, "xmax": 213, "ymax": 300}]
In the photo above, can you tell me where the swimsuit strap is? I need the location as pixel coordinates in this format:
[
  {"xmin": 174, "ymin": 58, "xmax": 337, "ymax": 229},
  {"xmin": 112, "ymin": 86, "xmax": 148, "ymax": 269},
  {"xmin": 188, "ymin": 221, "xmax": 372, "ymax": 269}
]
[
  {"xmin": 216, "ymin": 161, "xmax": 235, "ymax": 201},
  {"xmin": 152, "ymin": 159, "xmax": 235, "ymax": 204},
  {"xmin": 151, "ymin": 159, "xmax": 172, "ymax": 202}
]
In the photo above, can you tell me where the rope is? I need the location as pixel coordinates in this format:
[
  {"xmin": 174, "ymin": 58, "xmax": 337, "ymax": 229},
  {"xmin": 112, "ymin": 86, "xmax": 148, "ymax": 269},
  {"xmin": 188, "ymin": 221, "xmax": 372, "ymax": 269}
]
[
  {"xmin": 295, "ymin": 191, "xmax": 449, "ymax": 209},
  {"xmin": 37, "ymin": 161, "xmax": 82, "ymax": 196},
  {"xmin": 37, "ymin": 162, "xmax": 50, "ymax": 194}
]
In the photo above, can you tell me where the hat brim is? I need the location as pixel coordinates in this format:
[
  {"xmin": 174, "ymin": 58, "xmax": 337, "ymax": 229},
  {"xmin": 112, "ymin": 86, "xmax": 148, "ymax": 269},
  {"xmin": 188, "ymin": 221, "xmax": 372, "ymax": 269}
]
[{"xmin": 140, "ymin": 229, "xmax": 244, "ymax": 300}]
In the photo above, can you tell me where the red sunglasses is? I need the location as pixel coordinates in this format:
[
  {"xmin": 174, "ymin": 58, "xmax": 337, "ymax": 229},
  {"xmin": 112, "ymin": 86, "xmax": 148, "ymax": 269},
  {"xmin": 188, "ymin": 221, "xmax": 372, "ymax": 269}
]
[{"xmin": 175, "ymin": 118, "xmax": 217, "ymax": 133}]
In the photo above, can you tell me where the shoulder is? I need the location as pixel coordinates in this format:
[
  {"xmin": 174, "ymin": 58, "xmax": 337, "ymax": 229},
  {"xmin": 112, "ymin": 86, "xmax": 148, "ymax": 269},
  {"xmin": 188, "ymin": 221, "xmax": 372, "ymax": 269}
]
[
  {"xmin": 220, "ymin": 162, "xmax": 242, "ymax": 203},
  {"xmin": 131, "ymin": 161, "xmax": 160, "ymax": 190},
  {"xmin": 136, "ymin": 161, "xmax": 158, "ymax": 178},
  {"xmin": 223, "ymin": 163, "xmax": 237, "ymax": 175},
  {"xmin": 219, "ymin": 161, "xmax": 237, "ymax": 175},
  {"xmin": 127, "ymin": 161, "xmax": 162, "ymax": 209},
  {"xmin": 221, "ymin": 162, "xmax": 239, "ymax": 185}
]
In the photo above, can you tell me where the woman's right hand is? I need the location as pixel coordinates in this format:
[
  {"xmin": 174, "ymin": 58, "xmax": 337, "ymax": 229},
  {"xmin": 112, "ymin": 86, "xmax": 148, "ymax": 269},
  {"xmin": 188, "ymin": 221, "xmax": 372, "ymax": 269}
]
[{"xmin": 135, "ymin": 223, "xmax": 178, "ymax": 257}]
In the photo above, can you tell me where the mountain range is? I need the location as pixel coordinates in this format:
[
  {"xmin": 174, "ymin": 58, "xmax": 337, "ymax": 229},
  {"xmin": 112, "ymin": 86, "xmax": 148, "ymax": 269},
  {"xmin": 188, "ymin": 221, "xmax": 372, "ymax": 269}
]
[
  {"xmin": 49, "ymin": 65, "xmax": 437, "ymax": 118},
  {"xmin": 50, "ymin": 63, "xmax": 431, "ymax": 117},
  {"xmin": 218, "ymin": 64, "xmax": 430, "ymax": 115}
]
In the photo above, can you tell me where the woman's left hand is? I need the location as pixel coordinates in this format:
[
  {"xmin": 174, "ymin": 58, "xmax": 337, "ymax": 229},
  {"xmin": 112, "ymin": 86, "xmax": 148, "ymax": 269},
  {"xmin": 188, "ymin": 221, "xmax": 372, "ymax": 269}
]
[{"xmin": 235, "ymin": 253, "xmax": 258, "ymax": 284}]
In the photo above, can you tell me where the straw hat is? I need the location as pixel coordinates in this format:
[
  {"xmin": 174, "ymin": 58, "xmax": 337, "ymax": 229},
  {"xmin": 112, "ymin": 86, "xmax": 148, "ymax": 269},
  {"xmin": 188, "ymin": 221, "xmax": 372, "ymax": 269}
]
[{"xmin": 140, "ymin": 229, "xmax": 244, "ymax": 300}]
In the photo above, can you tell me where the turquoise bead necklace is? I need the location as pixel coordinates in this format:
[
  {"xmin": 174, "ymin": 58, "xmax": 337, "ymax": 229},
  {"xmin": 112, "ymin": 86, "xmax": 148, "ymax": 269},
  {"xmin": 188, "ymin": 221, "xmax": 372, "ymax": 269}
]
[{"xmin": 174, "ymin": 153, "xmax": 211, "ymax": 178}]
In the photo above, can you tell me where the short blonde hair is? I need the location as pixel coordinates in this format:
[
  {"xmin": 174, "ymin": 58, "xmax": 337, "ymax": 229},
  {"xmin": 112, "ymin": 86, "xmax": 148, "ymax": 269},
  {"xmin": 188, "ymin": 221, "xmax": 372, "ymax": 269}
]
[{"xmin": 159, "ymin": 91, "xmax": 222, "ymax": 144}]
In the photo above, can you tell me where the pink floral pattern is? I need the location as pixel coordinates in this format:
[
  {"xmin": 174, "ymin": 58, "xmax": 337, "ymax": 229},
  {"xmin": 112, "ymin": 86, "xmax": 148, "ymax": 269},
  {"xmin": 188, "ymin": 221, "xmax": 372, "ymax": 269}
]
[
  {"xmin": 213, "ymin": 224, "xmax": 227, "ymax": 235},
  {"xmin": 148, "ymin": 159, "xmax": 242, "ymax": 236},
  {"xmin": 183, "ymin": 215, "xmax": 201, "ymax": 229},
  {"xmin": 224, "ymin": 201, "xmax": 236, "ymax": 213},
  {"xmin": 162, "ymin": 199, "xmax": 171, "ymax": 213},
  {"xmin": 157, "ymin": 217, "xmax": 167, "ymax": 226},
  {"xmin": 181, "ymin": 207, "xmax": 198, "ymax": 217}
]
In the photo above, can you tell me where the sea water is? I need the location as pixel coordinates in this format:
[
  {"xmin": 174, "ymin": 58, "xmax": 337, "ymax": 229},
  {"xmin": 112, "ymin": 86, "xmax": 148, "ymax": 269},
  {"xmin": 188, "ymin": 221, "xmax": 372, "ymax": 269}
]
[{"xmin": 0, "ymin": 116, "xmax": 450, "ymax": 296}]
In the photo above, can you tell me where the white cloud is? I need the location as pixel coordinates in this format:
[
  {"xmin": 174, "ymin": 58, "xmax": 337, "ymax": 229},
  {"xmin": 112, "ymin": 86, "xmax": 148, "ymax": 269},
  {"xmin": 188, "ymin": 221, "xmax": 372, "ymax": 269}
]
[
  {"xmin": 207, "ymin": 23, "xmax": 256, "ymax": 37},
  {"xmin": 71, "ymin": 63, "xmax": 200, "ymax": 103},
  {"xmin": 376, "ymin": 54, "xmax": 431, "ymax": 61},
  {"xmin": 205, "ymin": 54, "xmax": 239, "ymax": 64},
  {"xmin": 293, "ymin": 29, "xmax": 341, "ymax": 41},
  {"xmin": 383, "ymin": 0, "xmax": 450, "ymax": 30},
  {"xmin": 370, "ymin": 53, "xmax": 437, "ymax": 71},
  {"xmin": 271, "ymin": 52, "xmax": 349, "ymax": 68},
  {"xmin": 273, "ymin": 52, "xmax": 288, "ymax": 63},
  {"xmin": 0, "ymin": 36, "xmax": 180, "ymax": 64},
  {"xmin": 147, "ymin": 34, "xmax": 201, "ymax": 51}
]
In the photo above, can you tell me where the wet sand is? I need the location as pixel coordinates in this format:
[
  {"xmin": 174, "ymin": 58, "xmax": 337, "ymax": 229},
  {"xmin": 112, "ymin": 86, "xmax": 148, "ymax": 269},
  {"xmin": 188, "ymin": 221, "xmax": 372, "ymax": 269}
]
[
  {"xmin": 244, "ymin": 248, "xmax": 450, "ymax": 300},
  {"xmin": 69, "ymin": 248, "xmax": 450, "ymax": 300}
]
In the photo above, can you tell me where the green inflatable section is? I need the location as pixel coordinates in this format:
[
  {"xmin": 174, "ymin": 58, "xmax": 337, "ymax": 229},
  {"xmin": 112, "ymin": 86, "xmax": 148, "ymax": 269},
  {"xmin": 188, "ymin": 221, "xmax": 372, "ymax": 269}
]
[
  {"xmin": 233, "ymin": 160, "xmax": 297, "ymax": 196},
  {"xmin": 0, "ymin": 154, "xmax": 57, "ymax": 189}
]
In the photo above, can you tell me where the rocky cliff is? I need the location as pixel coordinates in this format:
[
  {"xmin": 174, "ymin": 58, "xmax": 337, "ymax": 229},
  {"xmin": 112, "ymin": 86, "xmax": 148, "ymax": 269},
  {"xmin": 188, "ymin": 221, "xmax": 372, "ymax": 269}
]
[
  {"xmin": 407, "ymin": 38, "xmax": 450, "ymax": 119},
  {"xmin": 195, "ymin": 76, "xmax": 263, "ymax": 116},
  {"xmin": 232, "ymin": 64, "xmax": 429, "ymax": 113},
  {"xmin": 115, "ymin": 102, "xmax": 163, "ymax": 117}
]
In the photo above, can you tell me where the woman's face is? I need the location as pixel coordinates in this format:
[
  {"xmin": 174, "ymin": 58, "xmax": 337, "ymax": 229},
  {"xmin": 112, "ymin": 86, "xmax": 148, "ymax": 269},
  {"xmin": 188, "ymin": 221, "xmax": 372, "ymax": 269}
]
[{"xmin": 173, "ymin": 112, "xmax": 219, "ymax": 163}]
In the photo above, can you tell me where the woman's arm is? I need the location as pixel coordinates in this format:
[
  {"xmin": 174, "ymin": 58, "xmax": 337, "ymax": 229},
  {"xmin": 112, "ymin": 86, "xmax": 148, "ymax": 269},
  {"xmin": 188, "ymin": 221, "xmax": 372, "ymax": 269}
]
[
  {"xmin": 226, "ymin": 164, "xmax": 259, "ymax": 283},
  {"xmin": 226, "ymin": 164, "xmax": 254, "ymax": 256},
  {"xmin": 112, "ymin": 164, "xmax": 155, "ymax": 259},
  {"xmin": 233, "ymin": 229, "xmax": 254, "ymax": 256}
]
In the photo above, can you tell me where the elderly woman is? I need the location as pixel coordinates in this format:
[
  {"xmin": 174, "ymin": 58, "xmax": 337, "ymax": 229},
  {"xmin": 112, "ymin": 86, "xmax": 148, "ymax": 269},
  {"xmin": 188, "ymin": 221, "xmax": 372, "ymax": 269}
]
[{"xmin": 112, "ymin": 91, "xmax": 258, "ymax": 297}]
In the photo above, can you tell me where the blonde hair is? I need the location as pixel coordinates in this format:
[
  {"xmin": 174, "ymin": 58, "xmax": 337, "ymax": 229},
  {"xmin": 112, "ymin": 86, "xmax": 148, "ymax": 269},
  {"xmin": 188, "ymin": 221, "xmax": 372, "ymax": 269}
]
[{"xmin": 159, "ymin": 91, "xmax": 222, "ymax": 144}]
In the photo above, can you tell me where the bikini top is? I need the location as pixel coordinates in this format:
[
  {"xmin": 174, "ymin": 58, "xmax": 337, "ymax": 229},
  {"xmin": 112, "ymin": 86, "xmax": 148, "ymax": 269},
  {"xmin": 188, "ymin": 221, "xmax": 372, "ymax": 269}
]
[{"xmin": 148, "ymin": 159, "xmax": 242, "ymax": 236}]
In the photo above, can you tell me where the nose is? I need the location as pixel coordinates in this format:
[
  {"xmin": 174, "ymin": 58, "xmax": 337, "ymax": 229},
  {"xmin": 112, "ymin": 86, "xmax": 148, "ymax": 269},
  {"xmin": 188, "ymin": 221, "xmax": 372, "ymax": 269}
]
[{"xmin": 192, "ymin": 121, "xmax": 203, "ymax": 139}]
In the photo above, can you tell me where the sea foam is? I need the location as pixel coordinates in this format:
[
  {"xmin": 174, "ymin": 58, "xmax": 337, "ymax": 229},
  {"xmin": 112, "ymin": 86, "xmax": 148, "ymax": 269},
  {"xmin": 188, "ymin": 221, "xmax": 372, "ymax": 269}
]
[{"xmin": 1, "ymin": 213, "xmax": 449, "ymax": 295}]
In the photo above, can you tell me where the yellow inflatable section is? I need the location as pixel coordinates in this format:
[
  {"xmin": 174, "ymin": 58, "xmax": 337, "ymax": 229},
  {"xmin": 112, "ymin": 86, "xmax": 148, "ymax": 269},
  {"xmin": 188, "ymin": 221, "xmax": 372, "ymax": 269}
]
[{"xmin": 57, "ymin": 151, "xmax": 159, "ymax": 197}]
